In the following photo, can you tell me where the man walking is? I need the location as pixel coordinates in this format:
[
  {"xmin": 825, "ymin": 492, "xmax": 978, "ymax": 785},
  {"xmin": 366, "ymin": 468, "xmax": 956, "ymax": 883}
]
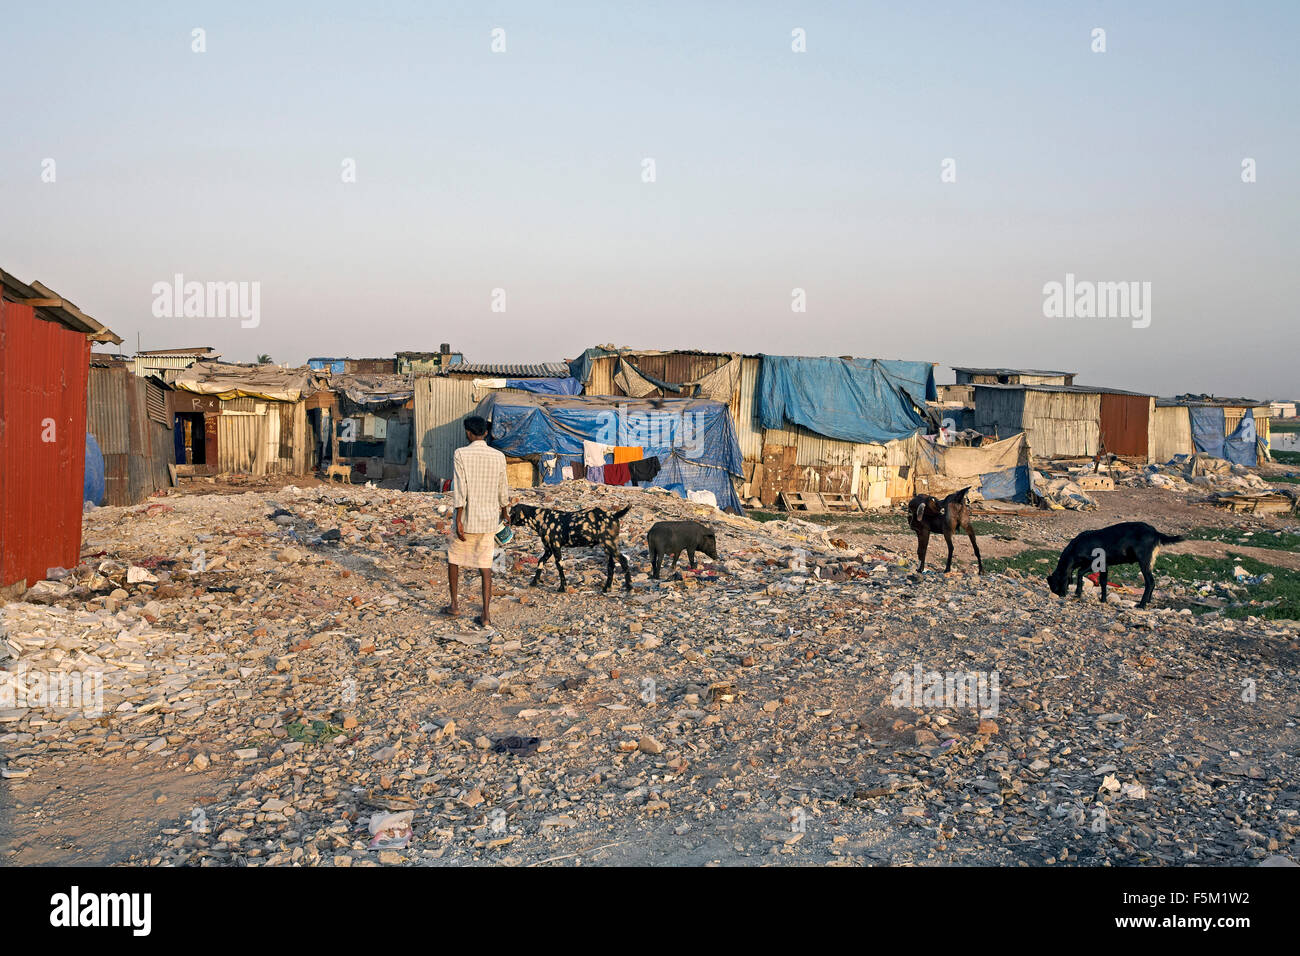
[{"xmin": 445, "ymin": 415, "xmax": 509, "ymax": 627}]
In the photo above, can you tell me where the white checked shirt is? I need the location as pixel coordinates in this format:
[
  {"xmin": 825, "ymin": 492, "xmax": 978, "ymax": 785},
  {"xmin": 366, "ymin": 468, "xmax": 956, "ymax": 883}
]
[{"xmin": 452, "ymin": 440, "xmax": 509, "ymax": 534}]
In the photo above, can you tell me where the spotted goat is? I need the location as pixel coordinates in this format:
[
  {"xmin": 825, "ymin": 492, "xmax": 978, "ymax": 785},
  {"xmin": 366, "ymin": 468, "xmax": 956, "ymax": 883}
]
[{"xmin": 508, "ymin": 503, "xmax": 633, "ymax": 592}]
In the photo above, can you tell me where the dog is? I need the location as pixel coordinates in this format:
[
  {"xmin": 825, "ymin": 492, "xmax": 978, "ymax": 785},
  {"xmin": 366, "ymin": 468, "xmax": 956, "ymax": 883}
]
[
  {"xmin": 647, "ymin": 521, "xmax": 718, "ymax": 579},
  {"xmin": 325, "ymin": 463, "xmax": 352, "ymax": 484},
  {"xmin": 509, "ymin": 503, "xmax": 633, "ymax": 592},
  {"xmin": 906, "ymin": 487, "xmax": 982, "ymax": 574},
  {"xmin": 1047, "ymin": 521, "xmax": 1183, "ymax": 609}
]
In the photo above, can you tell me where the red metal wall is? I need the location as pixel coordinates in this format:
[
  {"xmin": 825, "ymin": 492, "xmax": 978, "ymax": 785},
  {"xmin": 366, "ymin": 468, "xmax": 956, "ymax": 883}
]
[{"xmin": 0, "ymin": 299, "xmax": 90, "ymax": 589}]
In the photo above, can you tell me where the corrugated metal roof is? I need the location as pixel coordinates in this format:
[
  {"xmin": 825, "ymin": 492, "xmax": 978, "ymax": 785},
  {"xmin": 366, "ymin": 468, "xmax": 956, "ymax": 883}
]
[
  {"xmin": 974, "ymin": 382, "xmax": 1152, "ymax": 398},
  {"xmin": 440, "ymin": 362, "xmax": 572, "ymax": 377},
  {"xmin": 0, "ymin": 269, "xmax": 122, "ymax": 344},
  {"xmin": 952, "ymin": 366, "xmax": 1074, "ymax": 376}
]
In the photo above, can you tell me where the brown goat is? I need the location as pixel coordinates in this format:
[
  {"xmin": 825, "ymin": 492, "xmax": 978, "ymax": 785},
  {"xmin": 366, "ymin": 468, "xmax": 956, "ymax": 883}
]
[{"xmin": 906, "ymin": 487, "xmax": 983, "ymax": 574}]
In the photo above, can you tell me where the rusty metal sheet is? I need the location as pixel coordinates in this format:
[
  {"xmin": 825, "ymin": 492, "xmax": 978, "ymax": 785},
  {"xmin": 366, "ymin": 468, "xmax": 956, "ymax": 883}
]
[
  {"xmin": 0, "ymin": 300, "xmax": 89, "ymax": 588},
  {"xmin": 1099, "ymin": 392, "xmax": 1150, "ymax": 457}
]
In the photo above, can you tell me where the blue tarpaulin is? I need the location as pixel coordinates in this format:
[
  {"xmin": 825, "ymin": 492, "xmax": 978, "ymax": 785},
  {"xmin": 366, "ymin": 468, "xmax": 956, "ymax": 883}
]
[
  {"xmin": 756, "ymin": 356, "xmax": 935, "ymax": 444},
  {"xmin": 504, "ymin": 377, "xmax": 582, "ymax": 396},
  {"xmin": 476, "ymin": 392, "xmax": 745, "ymax": 512},
  {"xmin": 1189, "ymin": 406, "xmax": 1226, "ymax": 459},
  {"xmin": 84, "ymin": 433, "xmax": 105, "ymax": 506},
  {"xmin": 978, "ymin": 466, "xmax": 1031, "ymax": 502},
  {"xmin": 1223, "ymin": 410, "xmax": 1258, "ymax": 466}
]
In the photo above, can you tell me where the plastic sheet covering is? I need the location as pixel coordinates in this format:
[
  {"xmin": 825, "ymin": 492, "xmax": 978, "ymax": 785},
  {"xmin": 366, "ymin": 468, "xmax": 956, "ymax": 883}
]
[
  {"xmin": 84, "ymin": 433, "xmax": 106, "ymax": 506},
  {"xmin": 915, "ymin": 432, "xmax": 1030, "ymax": 501},
  {"xmin": 477, "ymin": 393, "xmax": 745, "ymax": 511},
  {"xmin": 1223, "ymin": 410, "xmax": 1258, "ymax": 466},
  {"xmin": 756, "ymin": 356, "xmax": 934, "ymax": 444},
  {"xmin": 503, "ymin": 377, "xmax": 582, "ymax": 395},
  {"xmin": 1189, "ymin": 406, "xmax": 1226, "ymax": 459}
]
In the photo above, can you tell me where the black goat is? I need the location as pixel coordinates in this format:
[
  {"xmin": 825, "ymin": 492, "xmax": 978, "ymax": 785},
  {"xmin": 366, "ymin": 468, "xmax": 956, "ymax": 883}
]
[{"xmin": 509, "ymin": 503, "xmax": 633, "ymax": 592}]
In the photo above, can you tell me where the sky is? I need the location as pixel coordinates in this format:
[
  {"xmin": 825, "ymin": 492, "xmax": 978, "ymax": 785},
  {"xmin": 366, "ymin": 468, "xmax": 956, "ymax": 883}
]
[{"xmin": 1, "ymin": 1, "xmax": 1296, "ymax": 397}]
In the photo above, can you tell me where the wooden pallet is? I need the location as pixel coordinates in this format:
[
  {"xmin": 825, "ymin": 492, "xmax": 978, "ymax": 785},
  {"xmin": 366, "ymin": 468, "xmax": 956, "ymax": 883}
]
[
  {"xmin": 778, "ymin": 491, "xmax": 825, "ymax": 513},
  {"xmin": 777, "ymin": 491, "xmax": 863, "ymax": 513},
  {"xmin": 820, "ymin": 492, "xmax": 864, "ymax": 512}
]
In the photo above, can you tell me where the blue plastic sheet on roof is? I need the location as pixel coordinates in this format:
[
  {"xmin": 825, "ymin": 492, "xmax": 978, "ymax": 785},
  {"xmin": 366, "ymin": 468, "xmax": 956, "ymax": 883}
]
[
  {"xmin": 1223, "ymin": 409, "xmax": 1258, "ymax": 466},
  {"xmin": 504, "ymin": 377, "xmax": 582, "ymax": 396},
  {"xmin": 756, "ymin": 356, "xmax": 935, "ymax": 444},
  {"xmin": 476, "ymin": 393, "xmax": 744, "ymax": 511},
  {"xmin": 1189, "ymin": 406, "xmax": 1226, "ymax": 459}
]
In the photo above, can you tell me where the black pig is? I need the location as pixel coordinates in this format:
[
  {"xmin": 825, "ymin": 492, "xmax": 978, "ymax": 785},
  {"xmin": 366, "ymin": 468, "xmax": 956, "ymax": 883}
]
[{"xmin": 648, "ymin": 521, "xmax": 718, "ymax": 579}]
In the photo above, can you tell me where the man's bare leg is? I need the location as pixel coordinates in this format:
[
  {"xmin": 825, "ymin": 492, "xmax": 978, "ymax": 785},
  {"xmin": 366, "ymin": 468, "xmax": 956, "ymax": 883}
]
[
  {"xmin": 446, "ymin": 563, "xmax": 459, "ymax": 615},
  {"xmin": 480, "ymin": 568, "xmax": 493, "ymax": 626}
]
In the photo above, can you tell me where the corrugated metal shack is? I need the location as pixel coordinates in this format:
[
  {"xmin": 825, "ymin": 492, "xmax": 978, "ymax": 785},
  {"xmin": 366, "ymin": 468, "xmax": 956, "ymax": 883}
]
[
  {"xmin": 172, "ymin": 362, "xmax": 318, "ymax": 476},
  {"xmin": 87, "ymin": 356, "xmax": 176, "ymax": 505},
  {"xmin": 307, "ymin": 356, "xmax": 399, "ymax": 375},
  {"xmin": 133, "ymin": 346, "xmax": 219, "ymax": 382},
  {"xmin": 941, "ymin": 366, "xmax": 1075, "ymax": 408},
  {"xmin": 568, "ymin": 348, "xmax": 932, "ymax": 507},
  {"xmin": 319, "ymin": 373, "xmax": 416, "ymax": 484},
  {"xmin": 396, "ymin": 347, "xmax": 464, "ymax": 374},
  {"xmin": 409, "ymin": 362, "xmax": 573, "ymax": 490},
  {"xmin": 1152, "ymin": 396, "xmax": 1273, "ymax": 462},
  {"xmin": 1, "ymin": 269, "xmax": 121, "ymax": 591},
  {"xmin": 973, "ymin": 383, "xmax": 1155, "ymax": 460}
]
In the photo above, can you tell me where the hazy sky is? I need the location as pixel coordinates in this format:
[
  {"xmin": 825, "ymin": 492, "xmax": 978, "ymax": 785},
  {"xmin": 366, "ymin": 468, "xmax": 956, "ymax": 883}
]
[{"xmin": 2, "ymin": 2, "xmax": 1296, "ymax": 397}]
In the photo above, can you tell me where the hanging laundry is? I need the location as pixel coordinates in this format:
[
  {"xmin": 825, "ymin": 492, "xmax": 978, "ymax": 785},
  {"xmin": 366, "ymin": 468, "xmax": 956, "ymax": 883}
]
[
  {"xmin": 583, "ymin": 440, "xmax": 612, "ymax": 467},
  {"xmin": 612, "ymin": 446, "xmax": 644, "ymax": 464},
  {"xmin": 628, "ymin": 455, "xmax": 661, "ymax": 485},
  {"xmin": 585, "ymin": 465, "xmax": 604, "ymax": 483},
  {"xmin": 603, "ymin": 462, "xmax": 631, "ymax": 486},
  {"xmin": 569, "ymin": 461, "xmax": 585, "ymax": 480}
]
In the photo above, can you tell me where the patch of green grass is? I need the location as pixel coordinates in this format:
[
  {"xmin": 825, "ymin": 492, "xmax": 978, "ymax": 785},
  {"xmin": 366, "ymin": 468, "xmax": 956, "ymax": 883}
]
[
  {"xmin": 983, "ymin": 549, "xmax": 1059, "ymax": 576},
  {"xmin": 985, "ymin": 547, "xmax": 1300, "ymax": 620},
  {"xmin": 1185, "ymin": 526, "xmax": 1300, "ymax": 552},
  {"xmin": 1272, "ymin": 449, "xmax": 1300, "ymax": 464},
  {"xmin": 746, "ymin": 509, "xmax": 909, "ymax": 529},
  {"xmin": 1269, "ymin": 475, "xmax": 1300, "ymax": 485},
  {"xmin": 285, "ymin": 719, "xmax": 345, "ymax": 744},
  {"xmin": 1270, "ymin": 420, "xmax": 1300, "ymax": 433},
  {"xmin": 971, "ymin": 520, "xmax": 1019, "ymax": 537}
]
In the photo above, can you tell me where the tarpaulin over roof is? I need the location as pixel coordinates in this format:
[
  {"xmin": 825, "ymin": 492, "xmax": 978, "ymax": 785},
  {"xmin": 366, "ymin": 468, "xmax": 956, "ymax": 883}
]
[
  {"xmin": 332, "ymin": 374, "xmax": 414, "ymax": 406},
  {"xmin": 915, "ymin": 432, "xmax": 1030, "ymax": 502},
  {"xmin": 174, "ymin": 361, "xmax": 319, "ymax": 402},
  {"xmin": 475, "ymin": 392, "xmax": 745, "ymax": 512},
  {"xmin": 504, "ymin": 377, "xmax": 582, "ymax": 396},
  {"xmin": 756, "ymin": 356, "xmax": 935, "ymax": 444}
]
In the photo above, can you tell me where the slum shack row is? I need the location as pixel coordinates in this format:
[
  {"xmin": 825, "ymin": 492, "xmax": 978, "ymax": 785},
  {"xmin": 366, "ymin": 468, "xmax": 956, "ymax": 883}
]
[{"xmin": 2, "ymin": 259, "xmax": 1284, "ymax": 594}]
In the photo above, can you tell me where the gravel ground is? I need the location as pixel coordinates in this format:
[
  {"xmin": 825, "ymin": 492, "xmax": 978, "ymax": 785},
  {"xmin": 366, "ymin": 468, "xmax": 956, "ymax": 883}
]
[{"xmin": 2, "ymin": 480, "xmax": 1298, "ymax": 867}]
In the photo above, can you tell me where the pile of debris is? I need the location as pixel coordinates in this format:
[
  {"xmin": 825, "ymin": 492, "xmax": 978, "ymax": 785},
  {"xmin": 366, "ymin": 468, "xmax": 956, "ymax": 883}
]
[{"xmin": 3, "ymin": 480, "xmax": 1299, "ymax": 867}]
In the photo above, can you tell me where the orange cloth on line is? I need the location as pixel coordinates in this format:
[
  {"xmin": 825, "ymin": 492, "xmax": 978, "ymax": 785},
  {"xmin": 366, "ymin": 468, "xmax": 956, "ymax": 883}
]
[{"xmin": 612, "ymin": 446, "xmax": 644, "ymax": 464}]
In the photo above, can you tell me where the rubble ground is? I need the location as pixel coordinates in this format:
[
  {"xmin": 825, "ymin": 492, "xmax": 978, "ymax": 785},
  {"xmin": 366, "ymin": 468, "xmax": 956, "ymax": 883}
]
[{"xmin": 2, "ymin": 480, "xmax": 1298, "ymax": 867}]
